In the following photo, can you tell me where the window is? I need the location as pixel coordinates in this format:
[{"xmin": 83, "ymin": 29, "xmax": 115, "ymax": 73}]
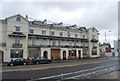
[
  {"xmin": 83, "ymin": 49, "xmax": 87, "ymax": 55},
  {"xmin": 92, "ymin": 50, "xmax": 97, "ymax": 55},
  {"xmin": 58, "ymin": 40, "xmax": 62, "ymax": 46},
  {"xmin": 83, "ymin": 35, "xmax": 85, "ymax": 38},
  {"xmin": 41, "ymin": 39, "xmax": 45, "ymax": 46},
  {"xmin": 15, "ymin": 37, "xmax": 20, "ymax": 44},
  {"xmin": 60, "ymin": 32, "xmax": 63, "ymax": 36},
  {"xmin": 93, "ymin": 43, "xmax": 95, "ymax": 47},
  {"xmin": 28, "ymin": 50, "xmax": 40, "ymax": 57},
  {"xmin": 82, "ymin": 43, "xmax": 85, "ymax": 46},
  {"xmin": 42, "ymin": 30, "xmax": 46, "ymax": 35},
  {"xmin": 16, "ymin": 17, "xmax": 21, "ymax": 21},
  {"xmin": 92, "ymin": 29, "xmax": 94, "ymax": 32},
  {"xmin": 51, "ymin": 31, "xmax": 54, "ymax": 36},
  {"xmin": 10, "ymin": 49, "xmax": 23, "ymax": 58},
  {"xmin": 69, "ymin": 50, "xmax": 76, "ymax": 56},
  {"xmin": 29, "ymin": 29, "xmax": 34, "ymax": 34},
  {"xmin": 15, "ymin": 26, "xmax": 20, "ymax": 32},
  {"xmin": 32, "ymin": 38, "xmax": 36, "ymax": 45},
  {"xmin": 75, "ymin": 34, "xmax": 77, "ymax": 37},
  {"xmin": 92, "ymin": 35, "xmax": 95, "ymax": 39},
  {"xmin": 69, "ymin": 41, "xmax": 72, "ymax": 47},
  {"xmin": 68, "ymin": 32, "xmax": 70, "ymax": 37},
  {"xmin": 74, "ymin": 41, "xmax": 77, "ymax": 46},
  {"xmin": 52, "ymin": 40, "xmax": 56, "ymax": 46}
]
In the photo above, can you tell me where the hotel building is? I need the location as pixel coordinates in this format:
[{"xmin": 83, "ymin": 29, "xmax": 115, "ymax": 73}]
[{"xmin": 0, "ymin": 14, "xmax": 100, "ymax": 62}]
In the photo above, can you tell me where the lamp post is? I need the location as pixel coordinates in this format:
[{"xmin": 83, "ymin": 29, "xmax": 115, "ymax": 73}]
[
  {"xmin": 105, "ymin": 31, "xmax": 111, "ymax": 43},
  {"xmin": 104, "ymin": 31, "xmax": 111, "ymax": 59}
]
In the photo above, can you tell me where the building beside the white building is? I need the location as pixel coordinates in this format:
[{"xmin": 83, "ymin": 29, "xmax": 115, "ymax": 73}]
[{"xmin": 0, "ymin": 14, "xmax": 100, "ymax": 62}]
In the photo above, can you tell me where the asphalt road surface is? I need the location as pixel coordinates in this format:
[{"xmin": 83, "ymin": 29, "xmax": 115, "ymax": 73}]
[{"xmin": 1, "ymin": 58, "xmax": 118, "ymax": 81}]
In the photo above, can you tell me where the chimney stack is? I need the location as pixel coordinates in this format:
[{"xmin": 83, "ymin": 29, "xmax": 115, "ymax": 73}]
[
  {"xmin": 25, "ymin": 15, "xmax": 28, "ymax": 20},
  {"xmin": 43, "ymin": 19, "xmax": 47, "ymax": 25},
  {"xmin": 72, "ymin": 24, "xmax": 77, "ymax": 28},
  {"xmin": 59, "ymin": 22, "xmax": 63, "ymax": 27}
]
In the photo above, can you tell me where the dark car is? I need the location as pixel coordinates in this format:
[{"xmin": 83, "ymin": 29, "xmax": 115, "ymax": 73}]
[
  {"xmin": 32, "ymin": 57, "xmax": 52, "ymax": 64},
  {"xmin": 7, "ymin": 58, "xmax": 28, "ymax": 66}
]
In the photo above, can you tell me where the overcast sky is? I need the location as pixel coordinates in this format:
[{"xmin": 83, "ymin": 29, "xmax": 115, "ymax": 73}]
[{"xmin": 0, "ymin": 0, "xmax": 119, "ymax": 47}]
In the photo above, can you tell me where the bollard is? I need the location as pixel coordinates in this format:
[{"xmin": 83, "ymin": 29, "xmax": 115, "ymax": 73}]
[
  {"xmin": 30, "ymin": 78, "xmax": 34, "ymax": 81},
  {"xmin": 97, "ymin": 72, "xmax": 99, "ymax": 77},
  {"xmin": 82, "ymin": 70, "xmax": 84, "ymax": 81},
  {"xmin": 107, "ymin": 68, "xmax": 110, "ymax": 76},
  {"xmin": 61, "ymin": 73, "xmax": 64, "ymax": 81}
]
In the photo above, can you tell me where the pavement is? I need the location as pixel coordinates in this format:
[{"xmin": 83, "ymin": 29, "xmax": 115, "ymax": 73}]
[{"xmin": 1, "ymin": 57, "xmax": 119, "ymax": 81}]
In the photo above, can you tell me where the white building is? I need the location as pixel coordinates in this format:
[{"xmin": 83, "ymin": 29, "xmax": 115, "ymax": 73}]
[{"xmin": 0, "ymin": 14, "xmax": 100, "ymax": 62}]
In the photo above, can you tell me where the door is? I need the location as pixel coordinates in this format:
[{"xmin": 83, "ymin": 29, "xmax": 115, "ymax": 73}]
[
  {"xmin": 63, "ymin": 51, "xmax": 66, "ymax": 60},
  {"xmin": 51, "ymin": 49, "xmax": 60, "ymax": 60},
  {"xmin": 78, "ymin": 50, "xmax": 81, "ymax": 59}
]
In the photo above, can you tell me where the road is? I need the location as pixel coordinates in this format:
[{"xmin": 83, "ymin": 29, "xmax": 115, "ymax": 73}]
[{"xmin": 1, "ymin": 58, "xmax": 118, "ymax": 81}]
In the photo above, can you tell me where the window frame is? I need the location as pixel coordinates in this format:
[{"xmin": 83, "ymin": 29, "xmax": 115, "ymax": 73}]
[
  {"xmin": 83, "ymin": 35, "xmax": 85, "ymax": 38},
  {"xmin": 16, "ymin": 17, "xmax": 21, "ymax": 21},
  {"xmin": 75, "ymin": 34, "xmax": 77, "ymax": 37},
  {"xmin": 29, "ymin": 29, "xmax": 34, "ymax": 34},
  {"xmin": 42, "ymin": 30, "xmax": 46, "ymax": 35},
  {"xmin": 92, "ymin": 35, "xmax": 95, "ymax": 39},
  {"xmin": 68, "ymin": 32, "xmax": 70, "ymax": 37},
  {"xmin": 15, "ymin": 37, "xmax": 20, "ymax": 44},
  {"xmin": 92, "ymin": 29, "xmax": 94, "ymax": 32},
  {"xmin": 51, "ymin": 31, "xmax": 54, "ymax": 36},
  {"xmin": 60, "ymin": 32, "xmax": 63, "ymax": 36},
  {"xmin": 15, "ymin": 26, "xmax": 20, "ymax": 32}
]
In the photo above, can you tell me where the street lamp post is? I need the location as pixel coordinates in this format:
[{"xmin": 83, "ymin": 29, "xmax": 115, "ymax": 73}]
[
  {"xmin": 105, "ymin": 31, "xmax": 111, "ymax": 43},
  {"xmin": 104, "ymin": 31, "xmax": 111, "ymax": 59}
]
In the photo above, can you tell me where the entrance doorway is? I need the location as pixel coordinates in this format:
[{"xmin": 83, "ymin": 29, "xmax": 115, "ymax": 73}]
[
  {"xmin": 63, "ymin": 51, "xmax": 66, "ymax": 60},
  {"xmin": 43, "ymin": 51, "xmax": 48, "ymax": 59},
  {"xmin": 78, "ymin": 50, "xmax": 81, "ymax": 59}
]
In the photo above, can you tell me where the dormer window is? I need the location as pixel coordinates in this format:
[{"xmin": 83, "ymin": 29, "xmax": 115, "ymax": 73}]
[{"xmin": 16, "ymin": 17, "xmax": 21, "ymax": 21}]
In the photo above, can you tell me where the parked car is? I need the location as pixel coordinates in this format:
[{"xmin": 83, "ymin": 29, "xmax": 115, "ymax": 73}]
[
  {"xmin": 32, "ymin": 57, "xmax": 52, "ymax": 64},
  {"xmin": 7, "ymin": 58, "xmax": 28, "ymax": 66}
]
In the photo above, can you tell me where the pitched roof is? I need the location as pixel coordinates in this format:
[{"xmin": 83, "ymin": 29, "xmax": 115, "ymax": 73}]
[
  {"xmin": 88, "ymin": 27, "xmax": 99, "ymax": 32},
  {"xmin": 6, "ymin": 14, "xmax": 29, "ymax": 22}
]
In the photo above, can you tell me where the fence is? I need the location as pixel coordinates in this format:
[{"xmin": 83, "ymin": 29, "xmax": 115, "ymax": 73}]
[{"xmin": 28, "ymin": 63, "xmax": 118, "ymax": 81}]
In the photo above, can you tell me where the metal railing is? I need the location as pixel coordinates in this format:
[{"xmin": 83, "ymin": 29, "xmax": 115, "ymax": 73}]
[
  {"xmin": 12, "ymin": 43, "xmax": 22, "ymax": 48},
  {"xmin": 28, "ymin": 63, "xmax": 118, "ymax": 81}
]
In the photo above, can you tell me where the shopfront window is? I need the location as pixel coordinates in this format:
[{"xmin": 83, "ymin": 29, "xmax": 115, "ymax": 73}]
[{"xmin": 10, "ymin": 49, "xmax": 23, "ymax": 58}]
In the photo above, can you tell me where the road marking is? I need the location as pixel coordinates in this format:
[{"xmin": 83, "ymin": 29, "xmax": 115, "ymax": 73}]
[
  {"xmin": 1, "ymin": 58, "xmax": 118, "ymax": 72},
  {"xmin": 1, "ymin": 62, "xmax": 89, "ymax": 72}
]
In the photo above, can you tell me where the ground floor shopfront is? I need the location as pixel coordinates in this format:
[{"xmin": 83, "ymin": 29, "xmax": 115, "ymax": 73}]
[
  {"xmin": 1, "ymin": 47, "xmax": 100, "ymax": 62},
  {"xmin": 28, "ymin": 47, "xmax": 83, "ymax": 60}
]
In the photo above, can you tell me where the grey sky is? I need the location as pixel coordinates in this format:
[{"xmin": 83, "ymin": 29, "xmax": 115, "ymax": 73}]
[{"xmin": 1, "ymin": 0, "xmax": 118, "ymax": 47}]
